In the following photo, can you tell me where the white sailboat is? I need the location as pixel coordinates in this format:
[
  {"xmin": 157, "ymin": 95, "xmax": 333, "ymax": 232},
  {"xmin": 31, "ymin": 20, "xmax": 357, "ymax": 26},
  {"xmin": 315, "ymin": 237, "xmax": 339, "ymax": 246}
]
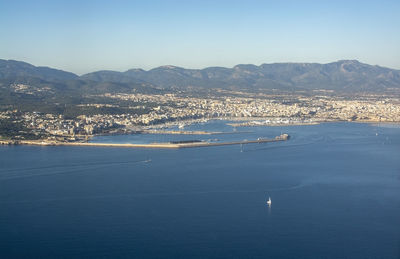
[{"xmin": 266, "ymin": 197, "xmax": 271, "ymax": 206}]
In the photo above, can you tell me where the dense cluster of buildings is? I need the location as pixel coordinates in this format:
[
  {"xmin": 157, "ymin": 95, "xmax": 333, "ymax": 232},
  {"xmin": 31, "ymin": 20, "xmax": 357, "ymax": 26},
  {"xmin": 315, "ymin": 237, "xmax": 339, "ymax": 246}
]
[
  {"xmin": 1, "ymin": 92, "xmax": 400, "ymax": 141},
  {"xmin": 102, "ymin": 92, "xmax": 400, "ymax": 123}
]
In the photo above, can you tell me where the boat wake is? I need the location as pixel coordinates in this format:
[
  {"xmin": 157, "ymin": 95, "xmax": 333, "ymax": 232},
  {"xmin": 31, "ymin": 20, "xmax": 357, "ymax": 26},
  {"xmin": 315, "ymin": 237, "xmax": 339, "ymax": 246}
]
[{"xmin": 0, "ymin": 159, "xmax": 152, "ymax": 181}]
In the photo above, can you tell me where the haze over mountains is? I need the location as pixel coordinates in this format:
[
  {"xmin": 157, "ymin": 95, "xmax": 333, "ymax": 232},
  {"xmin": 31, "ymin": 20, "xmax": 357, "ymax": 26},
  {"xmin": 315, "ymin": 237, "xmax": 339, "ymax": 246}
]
[{"xmin": 1, "ymin": 59, "xmax": 400, "ymax": 93}]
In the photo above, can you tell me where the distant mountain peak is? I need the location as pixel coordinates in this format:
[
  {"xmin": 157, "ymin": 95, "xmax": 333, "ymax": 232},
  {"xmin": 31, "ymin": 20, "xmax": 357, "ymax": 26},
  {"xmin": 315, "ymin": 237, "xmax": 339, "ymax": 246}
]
[
  {"xmin": 158, "ymin": 65, "xmax": 182, "ymax": 69},
  {"xmin": 233, "ymin": 64, "xmax": 259, "ymax": 70},
  {"xmin": 125, "ymin": 68, "xmax": 145, "ymax": 73},
  {"xmin": 336, "ymin": 59, "xmax": 361, "ymax": 64},
  {"xmin": 0, "ymin": 59, "xmax": 78, "ymax": 81},
  {"xmin": 1, "ymin": 59, "xmax": 400, "ymax": 93}
]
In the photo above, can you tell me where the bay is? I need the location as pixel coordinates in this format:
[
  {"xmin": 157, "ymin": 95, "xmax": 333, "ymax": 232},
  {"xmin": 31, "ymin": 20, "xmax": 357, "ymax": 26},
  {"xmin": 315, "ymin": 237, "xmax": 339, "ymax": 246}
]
[{"xmin": 0, "ymin": 122, "xmax": 399, "ymax": 258}]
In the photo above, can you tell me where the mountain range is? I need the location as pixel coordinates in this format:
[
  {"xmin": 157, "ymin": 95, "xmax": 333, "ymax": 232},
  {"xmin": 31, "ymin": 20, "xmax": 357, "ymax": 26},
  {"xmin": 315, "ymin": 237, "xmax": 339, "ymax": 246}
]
[{"xmin": 1, "ymin": 59, "xmax": 400, "ymax": 93}]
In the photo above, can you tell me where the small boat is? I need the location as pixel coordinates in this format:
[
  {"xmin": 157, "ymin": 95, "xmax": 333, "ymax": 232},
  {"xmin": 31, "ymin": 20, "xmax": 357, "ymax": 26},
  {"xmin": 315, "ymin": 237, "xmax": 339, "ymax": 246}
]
[{"xmin": 266, "ymin": 197, "xmax": 271, "ymax": 206}]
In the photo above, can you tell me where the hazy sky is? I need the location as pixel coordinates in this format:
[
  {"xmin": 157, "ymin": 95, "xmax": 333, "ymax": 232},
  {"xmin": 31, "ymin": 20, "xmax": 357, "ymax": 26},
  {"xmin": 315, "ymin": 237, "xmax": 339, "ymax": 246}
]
[{"xmin": 1, "ymin": 0, "xmax": 399, "ymax": 74}]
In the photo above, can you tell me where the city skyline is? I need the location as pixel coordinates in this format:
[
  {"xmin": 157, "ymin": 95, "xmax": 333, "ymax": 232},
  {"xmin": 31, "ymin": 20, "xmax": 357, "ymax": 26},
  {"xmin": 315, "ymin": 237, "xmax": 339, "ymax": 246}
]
[{"xmin": 1, "ymin": 0, "xmax": 400, "ymax": 74}]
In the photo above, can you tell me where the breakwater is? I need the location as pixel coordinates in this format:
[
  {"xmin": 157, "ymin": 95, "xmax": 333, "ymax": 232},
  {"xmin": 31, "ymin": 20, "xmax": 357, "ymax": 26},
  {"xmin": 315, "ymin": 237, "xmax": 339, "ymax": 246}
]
[{"xmin": 0, "ymin": 134, "xmax": 289, "ymax": 149}]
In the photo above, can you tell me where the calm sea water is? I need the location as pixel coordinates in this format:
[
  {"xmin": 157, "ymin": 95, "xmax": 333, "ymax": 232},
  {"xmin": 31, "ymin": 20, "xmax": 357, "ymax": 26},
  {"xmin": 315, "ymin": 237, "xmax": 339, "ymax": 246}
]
[{"xmin": 0, "ymin": 122, "xmax": 399, "ymax": 258}]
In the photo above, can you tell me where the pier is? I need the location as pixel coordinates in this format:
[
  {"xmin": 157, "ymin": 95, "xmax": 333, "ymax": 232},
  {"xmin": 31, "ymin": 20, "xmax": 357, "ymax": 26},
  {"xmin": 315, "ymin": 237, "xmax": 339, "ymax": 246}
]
[{"xmin": 0, "ymin": 134, "xmax": 289, "ymax": 149}]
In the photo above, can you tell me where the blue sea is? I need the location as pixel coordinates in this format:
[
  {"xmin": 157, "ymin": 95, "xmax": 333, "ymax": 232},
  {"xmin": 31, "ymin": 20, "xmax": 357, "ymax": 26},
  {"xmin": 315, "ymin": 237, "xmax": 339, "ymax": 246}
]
[{"xmin": 0, "ymin": 121, "xmax": 399, "ymax": 258}]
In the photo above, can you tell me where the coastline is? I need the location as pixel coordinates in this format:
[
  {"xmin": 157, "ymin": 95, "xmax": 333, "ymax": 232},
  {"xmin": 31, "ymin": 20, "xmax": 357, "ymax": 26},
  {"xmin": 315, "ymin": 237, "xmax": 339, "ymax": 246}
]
[
  {"xmin": 226, "ymin": 122, "xmax": 321, "ymax": 127},
  {"xmin": 139, "ymin": 130, "xmax": 252, "ymax": 135},
  {"xmin": 1, "ymin": 119, "xmax": 399, "ymax": 149}
]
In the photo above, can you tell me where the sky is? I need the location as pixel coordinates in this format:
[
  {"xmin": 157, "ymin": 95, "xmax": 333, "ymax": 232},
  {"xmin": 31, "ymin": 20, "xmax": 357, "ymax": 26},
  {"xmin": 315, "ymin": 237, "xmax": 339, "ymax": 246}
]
[{"xmin": 1, "ymin": 0, "xmax": 399, "ymax": 74}]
